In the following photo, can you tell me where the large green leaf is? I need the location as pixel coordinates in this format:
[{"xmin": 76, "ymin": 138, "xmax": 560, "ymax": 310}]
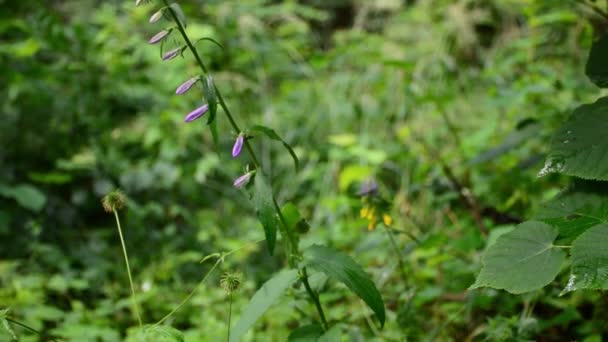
[
  {"xmin": 250, "ymin": 125, "xmax": 299, "ymax": 172},
  {"xmin": 562, "ymin": 224, "xmax": 608, "ymax": 293},
  {"xmin": 540, "ymin": 96, "xmax": 608, "ymax": 180},
  {"xmin": 0, "ymin": 183, "xmax": 47, "ymax": 212},
  {"xmin": 250, "ymin": 173, "xmax": 278, "ymax": 255},
  {"xmin": 230, "ymin": 270, "xmax": 299, "ymax": 342},
  {"xmin": 535, "ymin": 181, "xmax": 608, "ymax": 243},
  {"xmin": 287, "ymin": 324, "xmax": 324, "ymax": 342},
  {"xmin": 471, "ymin": 221, "xmax": 566, "ymax": 294},
  {"xmin": 302, "ymin": 245, "xmax": 385, "ymax": 327},
  {"xmin": 586, "ymin": 34, "xmax": 608, "ymax": 88},
  {"xmin": 127, "ymin": 325, "xmax": 184, "ymax": 342}
]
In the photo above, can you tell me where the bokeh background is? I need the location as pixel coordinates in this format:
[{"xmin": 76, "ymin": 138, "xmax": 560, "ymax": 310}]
[{"xmin": 1, "ymin": 0, "xmax": 606, "ymax": 340}]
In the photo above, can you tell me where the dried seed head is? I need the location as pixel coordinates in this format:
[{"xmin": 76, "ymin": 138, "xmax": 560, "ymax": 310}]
[
  {"xmin": 102, "ymin": 189, "xmax": 126, "ymax": 213},
  {"xmin": 220, "ymin": 271, "xmax": 243, "ymax": 294}
]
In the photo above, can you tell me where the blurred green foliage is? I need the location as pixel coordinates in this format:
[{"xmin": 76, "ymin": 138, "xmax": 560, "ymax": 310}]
[{"xmin": 1, "ymin": 0, "xmax": 607, "ymax": 340}]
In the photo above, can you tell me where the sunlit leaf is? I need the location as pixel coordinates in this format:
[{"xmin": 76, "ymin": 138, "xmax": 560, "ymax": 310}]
[
  {"xmin": 562, "ymin": 224, "xmax": 608, "ymax": 293},
  {"xmin": 287, "ymin": 324, "xmax": 323, "ymax": 342}
]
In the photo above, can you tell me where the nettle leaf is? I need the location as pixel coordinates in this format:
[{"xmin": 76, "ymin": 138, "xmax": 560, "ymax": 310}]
[
  {"xmin": 230, "ymin": 270, "xmax": 299, "ymax": 342},
  {"xmin": 287, "ymin": 324, "xmax": 324, "ymax": 342},
  {"xmin": 250, "ymin": 125, "xmax": 299, "ymax": 172},
  {"xmin": 562, "ymin": 224, "xmax": 608, "ymax": 293},
  {"xmin": 535, "ymin": 181, "xmax": 608, "ymax": 243},
  {"xmin": 251, "ymin": 173, "xmax": 278, "ymax": 255},
  {"xmin": 540, "ymin": 96, "xmax": 608, "ymax": 180},
  {"xmin": 168, "ymin": 3, "xmax": 187, "ymax": 27},
  {"xmin": 302, "ymin": 245, "xmax": 386, "ymax": 327},
  {"xmin": 586, "ymin": 34, "xmax": 608, "ymax": 88},
  {"xmin": 471, "ymin": 221, "xmax": 566, "ymax": 294}
]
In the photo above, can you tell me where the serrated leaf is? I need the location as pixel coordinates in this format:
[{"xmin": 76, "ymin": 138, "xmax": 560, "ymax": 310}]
[
  {"xmin": 288, "ymin": 324, "xmax": 324, "ymax": 342},
  {"xmin": 168, "ymin": 3, "xmax": 187, "ymax": 27},
  {"xmin": 251, "ymin": 174, "xmax": 278, "ymax": 255},
  {"xmin": 250, "ymin": 125, "xmax": 299, "ymax": 172},
  {"xmin": 586, "ymin": 34, "xmax": 608, "ymax": 88},
  {"xmin": 535, "ymin": 181, "xmax": 608, "ymax": 243},
  {"xmin": 302, "ymin": 245, "xmax": 385, "ymax": 327},
  {"xmin": 541, "ymin": 96, "xmax": 608, "ymax": 180},
  {"xmin": 562, "ymin": 224, "xmax": 608, "ymax": 293},
  {"xmin": 127, "ymin": 325, "xmax": 184, "ymax": 342},
  {"xmin": 230, "ymin": 270, "xmax": 299, "ymax": 342},
  {"xmin": 0, "ymin": 183, "xmax": 46, "ymax": 212},
  {"xmin": 471, "ymin": 221, "xmax": 565, "ymax": 294},
  {"xmin": 202, "ymin": 75, "xmax": 218, "ymax": 125}
]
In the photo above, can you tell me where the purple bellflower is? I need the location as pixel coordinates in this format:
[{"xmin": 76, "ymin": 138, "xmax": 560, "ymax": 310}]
[
  {"xmin": 175, "ymin": 77, "xmax": 200, "ymax": 95},
  {"xmin": 184, "ymin": 104, "xmax": 209, "ymax": 122},
  {"xmin": 232, "ymin": 133, "xmax": 244, "ymax": 158},
  {"xmin": 149, "ymin": 30, "xmax": 170, "ymax": 44},
  {"xmin": 358, "ymin": 179, "xmax": 378, "ymax": 197},
  {"xmin": 162, "ymin": 48, "xmax": 182, "ymax": 61},
  {"xmin": 149, "ymin": 9, "xmax": 164, "ymax": 23},
  {"xmin": 233, "ymin": 172, "xmax": 254, "ymax": 188}
]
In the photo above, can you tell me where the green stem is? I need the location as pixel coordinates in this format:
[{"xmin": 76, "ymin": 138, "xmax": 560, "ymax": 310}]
[
  {"xmin": 155, "ymin": 259, "xmax": 221, "ymax": 325},
  {"xmin": 227, "ymin": 293, "xmax": 233, "ymax": 342},
  {"xmin": 383, "ymin": 225, "xmax": 409, "ymax": 286},
  {"xmin": 163, "ymin": 0, "xmax": 329, "ymax": 329},
  {"xmin": 113, "ymin": 209, "xmax": 143, "ymax": 327},
  {"xmin": 5, "ymin": 317, "xmax": 60, "ymax": 342}
]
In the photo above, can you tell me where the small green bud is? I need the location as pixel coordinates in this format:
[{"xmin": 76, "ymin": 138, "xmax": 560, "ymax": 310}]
[{"xmin": 102, "ymin": 189, "xmax": 126, "ymax": 213}]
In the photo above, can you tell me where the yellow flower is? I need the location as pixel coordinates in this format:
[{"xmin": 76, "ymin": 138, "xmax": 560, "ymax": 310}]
[{"xmin": 382, "ymin": 214, "xmax": 392, "ymax": 226}]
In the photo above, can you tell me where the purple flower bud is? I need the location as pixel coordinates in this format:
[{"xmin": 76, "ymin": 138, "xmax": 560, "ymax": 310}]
[
  {"xmin": 184, "ymin": 104, "xmax": 209, "ymax": 122},
  {"xmin": 149, "ymin": 30, "xmax": 170, "ymax": 44},
  {"xmin": 175, "ymin": 77, "xmax": 200, "ymax": 95},
  {"xmin": 232, "ymin": 133, "xmax": 244, "ymax": 158},
  {"xmin": 233, "ymin": 172, "xmax": 253, "ymax": 188},
  {"xmin": 149, "ymin": 9, "xmax": 164, "ymax": 23},
  {"xmin": 358, "ymin": 179, "xmax": 378, "ymax": 196},
  {"xmin": 162, "ymin": 48, "xmax": 181, "ymax": 61}
]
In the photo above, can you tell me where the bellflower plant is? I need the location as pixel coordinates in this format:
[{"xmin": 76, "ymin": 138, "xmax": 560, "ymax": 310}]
[{"xmin": 131, "ymin": 0, "xmax": 386, "ymax": 338}]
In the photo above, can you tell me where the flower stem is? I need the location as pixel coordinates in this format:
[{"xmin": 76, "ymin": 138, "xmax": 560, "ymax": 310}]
[
  {"xmin": 383, "ymin": 225, "xmax": 409, "ymax": 286},
  {"xmin": 113, "ymin": 209, "xmax": 143, "ymax": 327},
  {"xmin": 163, "ymin": 0, "xmax": 329, "ymax": 329},
  {"xmin": 227, "ymin": 293, "xmax": 233, "ymax": 342}
]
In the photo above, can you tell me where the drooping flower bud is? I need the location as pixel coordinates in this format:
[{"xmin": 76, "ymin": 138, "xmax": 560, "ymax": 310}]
[
  {"xmin": 175, "ymin": 76, "xmax": 200, "ymax": 95},
  {"xmin": 135, "ymin": 0, "xmax": 144, "ymax": 6},
  {"xmin": 233, "ymin": 172, "xmax": 254, "ymax": 188},
  {"xmin": 102, "ymin": 189, "xmax": 127, "ymax": 213},
  {"xmin": 184, "ymin": 104, "xmax": 209, "ymax": 122},
  {"xmin": 162, "ymin": 47, "xmax": 181, "ymax": 61},
  {"xmin": 148, "ymin": 30, "xmax": 170, "ymax": 44},
  {"xmin": 232, "ymin": 133, "xmax": 244, "ymax": 158},
  {"xmin": 149, "ymin": 9, "xmax": 164, "ymax": 23}
]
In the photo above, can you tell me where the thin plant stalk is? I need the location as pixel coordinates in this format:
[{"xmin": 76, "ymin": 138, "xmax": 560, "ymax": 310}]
[
  {"xmin": 113, "ymin": 209, "xmax": 143, "ymax": 327},
  {"xmin": 162, "ymin": 0, "xmax": 329, "ymax": 330},
  {"xmin": 227, "ymin": 293, "xmax": 233, "ymax": 342},
  {"xmin": 382, "ymin": 225, "xmax": 409, "ymax": 286},
  {"xmin": 5, "ymin": 317, "xmax": 60, "ymax": 342}
]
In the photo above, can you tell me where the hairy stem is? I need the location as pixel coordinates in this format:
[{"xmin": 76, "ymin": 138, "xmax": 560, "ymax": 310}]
[
  {"xmin": 163, "ymin": 0, "xmax": 329, "ymax": 329},
  {"xmin": 113, "ymin": 209, "xmax": 143, "ymax": 327}
]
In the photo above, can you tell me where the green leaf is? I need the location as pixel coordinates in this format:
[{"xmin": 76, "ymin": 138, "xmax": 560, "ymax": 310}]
[
  {"xmin": 168, "ymin": 3, "xmax": 187, "ymax": 27},
  {"xmin": 288, "ymin": 324, "xmax": 323, "ymax": 342},
  {"xmin": 471, "ymin": 221, "xmax": 566, "ymax": 294},
  {"xmin": 0, "ymin": 309, "xmax": 17, "ymax": 340},
  {"xmin": 250, "ymin": 125, "xmax": 299, "ymax": 172},
  {"xmin": 126, "ymin": 325, "xmax": 184, "ymax": 342},
  {"xmin": 202, "ymin": 75, "xmax": 218, "ymax": 125},
  {"xmin": 230, "ymin": 270, "xmax": 299, "ymax": 342},
  {"xmin": 0, "ymin": 183, "xmax": 47, "ymax": 212},
  {"xmin": 302, "ymin": 245, "xmax": 386, "ymax": 327},
  {"xmin": 586, "ymin": 34, "xmax": 608, "ymax": 88},
  {"xmin": 535, "ymin": 181, "xmax": 608, "ymax": 243},
  {"xmin": 541, "ymin": 96, "xmax": 608, "ymax": 180},
  {"xmin": 318, "ymin": 325, "xmax": 341, "ymax": 342},
  {"xmin": 251, "ymin": 173, "xmax": 278, "ymax": 255},
  {"xmin": 562, "ymin": 224, "xmax": 608, "ymax": 293}
]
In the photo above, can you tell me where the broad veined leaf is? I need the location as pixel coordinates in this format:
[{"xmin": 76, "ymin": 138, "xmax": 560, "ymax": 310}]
[
  {"xmin": 535, "ymin": 181, "xmax": 608, "ymax": 243},
  {"xmin": 540, "ymin": 96, "xmax": 608, "ymax": 180},
  {"xmin": 250, "ymin": 125, "xmax": 299, "ymax": 172},
  {"xmin": 230, "ymin": 270, "xmax": 299, "ymax": 342},
  {"xmin": 586, "ymin": 34, "xmax": 608, "ymax": 88},
  {"xmin": 250, "ymin": 173, "xmax": 279, "ymax": 255},
  {"xmin": 287, "ymin": 324, "xmax": 324, "ymax": 342},
  {"xmin": 471, "ymin": 221, "xmax": 566, "ymax": 294},
  {"xmin": 302, "ymin": 245, "xmax": 386, "ymax": 327},
  {"xmin": 562, "ymin": 224, "xmax": 608, "ymax": 293},
  {"xmin": 0, "ymin": 183, "xmax": 47, "ymax": 212}
]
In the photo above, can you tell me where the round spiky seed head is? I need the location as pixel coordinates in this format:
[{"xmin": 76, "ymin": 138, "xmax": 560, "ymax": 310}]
[
  {"xmin": 220, "ymin": 271, "xmax": 242, "ymax": 294},
  {"xmin": 102, "ymin": 189, "xmax": 126, "ymax": 213}
]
